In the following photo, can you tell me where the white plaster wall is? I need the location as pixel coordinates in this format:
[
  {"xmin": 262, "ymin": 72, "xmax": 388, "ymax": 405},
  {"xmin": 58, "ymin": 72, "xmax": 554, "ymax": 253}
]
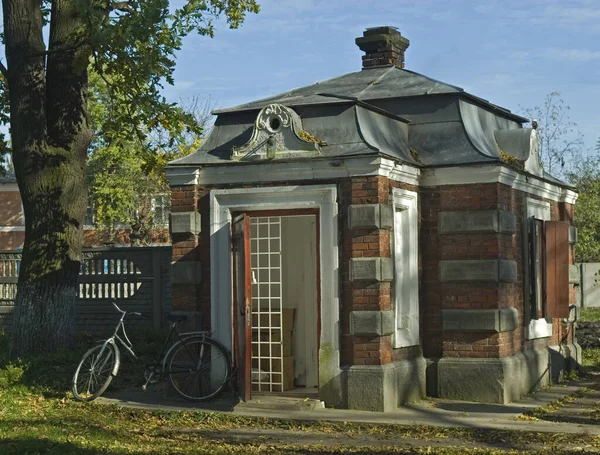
[{"xmin": 282, "ymin": 216, "xmax": 318, "ymax": 387}]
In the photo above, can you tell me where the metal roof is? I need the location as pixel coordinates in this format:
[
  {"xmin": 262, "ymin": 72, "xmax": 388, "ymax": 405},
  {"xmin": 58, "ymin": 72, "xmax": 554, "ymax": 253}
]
[
  {"xmin": 214, "ymin": 66, "xmax": 527, "ymax": 123},
  {"xmin": 170, "ymin": 102, "xmax": 416, "ymax": 166}
]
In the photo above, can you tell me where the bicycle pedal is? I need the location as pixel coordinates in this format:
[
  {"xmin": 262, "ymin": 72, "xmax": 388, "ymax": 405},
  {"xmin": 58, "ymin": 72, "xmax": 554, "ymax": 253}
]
[{"xmin": 142, "ymin": 385, "xmax": 147, "ymax": 391}]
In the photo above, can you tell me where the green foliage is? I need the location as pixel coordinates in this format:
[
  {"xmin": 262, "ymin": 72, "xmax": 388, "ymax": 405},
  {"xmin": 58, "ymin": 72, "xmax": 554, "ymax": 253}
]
[
  {"xmin": 87, "ymin": 71, "xmax": 211, "ymax": 240},
  {"xmin": 85, "ymin": 0, "xmax": 258, "ymax": 150},
  {"xmin": 582, "ymin": 348, "xmax": 600, "ymax": 372},
  {"xmin": 0, "ymin": 0, "xmax": 259, "ymax": 235},
  {"xmin": 565, "ymin": 156, "xmax": 600, "ymax": 262},
  {"xmin": 77, "ymin": 0, "xmax": 253, "ymax": 239},
  {"xmin": 580, "ymin": 308, "xmax": 600, "ymax": 322}
]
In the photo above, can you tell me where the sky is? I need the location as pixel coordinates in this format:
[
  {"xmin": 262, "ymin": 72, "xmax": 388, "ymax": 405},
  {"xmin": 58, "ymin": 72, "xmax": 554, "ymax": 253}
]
[{"xmin": 162, "ymin": 0, "xmax": 599, "ymax": 154}]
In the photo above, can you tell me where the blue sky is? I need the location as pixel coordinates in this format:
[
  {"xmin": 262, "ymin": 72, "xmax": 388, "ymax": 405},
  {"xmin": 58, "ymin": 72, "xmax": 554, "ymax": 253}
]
[{"xmin": 163, "ymin": 0, "xmax": 599, "ymax": 154}]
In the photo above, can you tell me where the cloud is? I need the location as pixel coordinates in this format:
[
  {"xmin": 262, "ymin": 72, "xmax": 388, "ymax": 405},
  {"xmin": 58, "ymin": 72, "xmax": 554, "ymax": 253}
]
[
  {"xmin": 510, "ymin": 3, "xmax": 600, "ymax": 30},
  {"xmin": 173, "ymin": 80, "xmax": 196, "ymax": 90},
  {"xmin": 543, "ymin": 47, "xmax": 600, "ymax": 62}
]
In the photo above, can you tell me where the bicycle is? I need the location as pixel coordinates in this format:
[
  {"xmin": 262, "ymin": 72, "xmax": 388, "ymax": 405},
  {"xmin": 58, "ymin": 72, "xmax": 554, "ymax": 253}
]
[{"xmin": 72, "ymin": 301, "xmax": 232, "ymax": 402}]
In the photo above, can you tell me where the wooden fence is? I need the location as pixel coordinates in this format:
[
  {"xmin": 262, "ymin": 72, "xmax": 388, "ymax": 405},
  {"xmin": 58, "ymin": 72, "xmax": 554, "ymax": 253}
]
[{"xmin": 0, "ymin": 246, "xmax": 171, "ymax": 335}]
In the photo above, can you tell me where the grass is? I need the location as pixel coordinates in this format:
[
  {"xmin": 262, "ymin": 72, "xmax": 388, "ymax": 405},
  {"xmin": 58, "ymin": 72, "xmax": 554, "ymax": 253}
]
[
  {"xmin": 2, "ymin": 333, "xmax": 600, "ymax": 454},
  {"xmin": 579, "ymin": 307, "xmax": 600, "ymax": 322},
  {"xmin": 583, "ymin": 347, "xmax": 600, "ymax": 373}
]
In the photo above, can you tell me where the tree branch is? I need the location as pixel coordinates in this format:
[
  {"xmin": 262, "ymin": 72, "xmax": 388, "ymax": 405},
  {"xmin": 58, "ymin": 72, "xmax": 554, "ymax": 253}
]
[
  {"xmin": 0, "ymin": 61, "xmax": 8, "ymax": 79},
  {"xmin": 108, "ymin": 2, "xmax": 133, "ymax": 13}
]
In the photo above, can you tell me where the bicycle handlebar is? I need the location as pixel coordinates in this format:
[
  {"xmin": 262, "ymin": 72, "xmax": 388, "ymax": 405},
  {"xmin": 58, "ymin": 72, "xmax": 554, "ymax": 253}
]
[{"xmin": 111, "ymin": 301, "xmax": 148, "ymax": 318}]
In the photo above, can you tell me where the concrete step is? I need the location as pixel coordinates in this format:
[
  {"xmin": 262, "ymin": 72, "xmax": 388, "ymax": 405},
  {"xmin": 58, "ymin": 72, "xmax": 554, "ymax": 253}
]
[{"xmin": 234, "ymin": 395, "xmax": 325, "ymax": 412}]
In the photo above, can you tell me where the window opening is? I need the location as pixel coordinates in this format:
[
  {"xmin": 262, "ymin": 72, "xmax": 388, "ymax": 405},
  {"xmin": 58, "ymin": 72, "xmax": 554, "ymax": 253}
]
[{"xmin": 392, "ymin": 188, "xmax": 419, "ymax": 348}]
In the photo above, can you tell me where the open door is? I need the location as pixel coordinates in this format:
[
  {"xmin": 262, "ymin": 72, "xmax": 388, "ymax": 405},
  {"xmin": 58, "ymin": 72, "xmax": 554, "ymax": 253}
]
[{"xmin": 232, "ymin": 214, "xmax": 252, "ymax": 401}]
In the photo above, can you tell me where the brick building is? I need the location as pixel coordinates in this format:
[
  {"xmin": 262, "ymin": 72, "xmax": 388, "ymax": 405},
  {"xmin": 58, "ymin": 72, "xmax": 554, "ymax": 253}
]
[
  {"xmin": 165, "ymin": 27, "xmax": 579, "ymax": 411},
  {"xmin": 0, "ymin": 171, "xmax": 170, "ymax": 249},
  {"xmin": 0, "ymin": 172, "xmax": 25, "ymax": 250}
]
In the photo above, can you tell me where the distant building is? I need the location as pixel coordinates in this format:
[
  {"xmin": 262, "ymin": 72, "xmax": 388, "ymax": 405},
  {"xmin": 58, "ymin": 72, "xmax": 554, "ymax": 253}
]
[
  {"xmin": 0, "ymin": 172, "xmax": 170, "ymax": 249},
  {"xmin": 0, "ymin": 172, "xmax": 24, "ymax": 250}
]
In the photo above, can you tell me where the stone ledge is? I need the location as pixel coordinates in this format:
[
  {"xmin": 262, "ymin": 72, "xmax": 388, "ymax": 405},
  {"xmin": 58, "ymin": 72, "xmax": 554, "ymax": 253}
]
[
  {"xmin": 439, "ymin": 259, "xmax": 517, "ymax": 282},
  {"xmin": 438, "ymin": 210, "xmax": 516, "ymax": 234},
  {"xmin": 442, "ymin": 308, "xmax": 518, "ymax": 332},
  {"xmin": 170, "ymin": 212, "xmax": 201, "ymax": 235},
  {"xmin": 350, "ymin": 257, "xmax": 393, "ymax": 282},
  {"xmin": 437, "ymin": 349, "xmax": 550, "ymax": 404},
  {"xmin": 171, "ymin": 261, "xmax": 202, "ymax": 285},
  {"xmin": 350, "ymin": 311, "xmax": 395, "ymax": 336},
  {"xmin": 348, "ymin": 204, "xmax": 393, "ymax": 230}
]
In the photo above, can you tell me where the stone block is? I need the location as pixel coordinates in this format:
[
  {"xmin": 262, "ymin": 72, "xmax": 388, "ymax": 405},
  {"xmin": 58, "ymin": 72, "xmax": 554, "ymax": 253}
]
[
  {"xmin": 569, "ymin": 226, "xmax": 577, "ymax": 244},
  {"xmin": 351, "ymin": 311, "xmax": 395, "ymax": 336},
  {"xmin": 348, "ymin": 204, "xmax": 393, "ymax": 230},
  {"xmin": 170, "ymin": 212, "xmax": 201, "ymax": 235},
  {"xmin": 350, "ymin": 257, "xmax": 394, "ymax": 282},
  {"xmin": 171, "ymin": 261, "xmax": 202, "ymax": 285},
  {"xmin": 569, "ymin": 265, "xmax": 579, "ymax": 284},
  {"xmin": 439, "ymin": 259, "xmax": 517, "ymax": 282},
  {"xmin": 498, "ymin": 211, "xmax": 517, "ymax": 234},
  {"xmin": 346, "ymin": 358, "xmax": 425, "ymax": 411},
  {"xmin": 442, "ymin": 308, "xmax": 518, "ymax": 332},
  {"xmin": 438, "ymin": 210, "xmax": 516, "ymax": 234},
  {"xmin": 437, "ymin": 349, "xmax": 550, "ymax": 404},
  {"xmin": 498, "ymin": 308, "xmax": 519, "ymax": 331},
  {"xmin": 498, "ymin": 260, "xmax": 517, "ymax": 282},
  {"xmin": 381, "ymin": 310, "xmax": 395, "ymax": 336}
]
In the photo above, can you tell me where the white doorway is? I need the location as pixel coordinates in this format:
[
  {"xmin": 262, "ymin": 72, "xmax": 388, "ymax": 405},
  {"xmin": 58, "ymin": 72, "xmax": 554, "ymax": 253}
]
[{"xmin": 249, "ymin": 213, "xmax": 319, "ymax": 394}]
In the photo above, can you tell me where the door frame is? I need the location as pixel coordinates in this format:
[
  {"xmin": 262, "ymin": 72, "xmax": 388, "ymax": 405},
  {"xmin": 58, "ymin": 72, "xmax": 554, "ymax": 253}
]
[
  {"xmin": 242, "ymin": 209, "xmax": 321, "ymax": 391},
  {"xmin": 209, "ymin": 184, "xmax": 341, "ymax": 406}
]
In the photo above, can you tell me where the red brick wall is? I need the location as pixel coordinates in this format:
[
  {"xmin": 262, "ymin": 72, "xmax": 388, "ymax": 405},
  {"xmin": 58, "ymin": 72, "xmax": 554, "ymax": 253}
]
[
  {"xmin": 179, "ymin": 176, "xmax": 575, "ymax": 365},
  {"xmin": 0, "ymin": 189, "xmax": 25, "ymax": 250},
  {"xmin": 421, "ymin": 181, "xmax": 575, "ymax": 360},
  {"xmin": 0, "ymin": 191, "xmax": 22, "ymax": 226},
  {"xmin": 170, "ymin": 185, "xmax": 205, "ymax": 323}
]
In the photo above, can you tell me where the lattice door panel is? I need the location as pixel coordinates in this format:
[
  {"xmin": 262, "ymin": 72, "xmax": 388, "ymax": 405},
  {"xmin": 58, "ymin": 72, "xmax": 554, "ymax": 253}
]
[{"xmin": 250, "ymin": 216, "xmax": 285, "ymax": 392}]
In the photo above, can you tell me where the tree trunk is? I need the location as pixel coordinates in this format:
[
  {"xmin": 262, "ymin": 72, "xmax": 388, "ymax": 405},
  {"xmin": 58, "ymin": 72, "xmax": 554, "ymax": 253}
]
[{"xmin": 4, "ymin": 0, "xmax": 92, "ymax": 358}]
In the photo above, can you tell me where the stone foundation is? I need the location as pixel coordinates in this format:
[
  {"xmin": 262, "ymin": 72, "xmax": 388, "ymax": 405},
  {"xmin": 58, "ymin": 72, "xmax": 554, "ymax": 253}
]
[
  {"xmin": 344, "ymin": 357, "xmax": 426, "ymax": 412},
  {"xmin": 436, "ymin": 349, "xmax": 551, "ymax": 404},
  {"xmin": 549, "ymin": 342, "xmax": 582, "ymax": 382}
]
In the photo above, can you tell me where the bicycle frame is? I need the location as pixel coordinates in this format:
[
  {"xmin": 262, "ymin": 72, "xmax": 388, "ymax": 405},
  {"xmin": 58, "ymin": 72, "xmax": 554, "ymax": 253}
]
[{"xmin": 96, "ymin": 302, "xmax": 212, "ymax": 385}]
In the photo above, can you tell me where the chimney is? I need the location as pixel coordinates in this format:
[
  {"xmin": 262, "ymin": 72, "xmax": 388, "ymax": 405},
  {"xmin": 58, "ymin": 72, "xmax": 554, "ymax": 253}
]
[{"xmin": 355, "ymin": 26, "xmax": 410, "ymax": 69}]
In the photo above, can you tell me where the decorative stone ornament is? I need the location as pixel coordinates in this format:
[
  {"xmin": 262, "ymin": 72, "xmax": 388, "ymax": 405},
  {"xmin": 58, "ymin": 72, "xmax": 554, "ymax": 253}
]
[{"xmin": 231, "ymin": 104, "xmax": 321, "ymax": 161}]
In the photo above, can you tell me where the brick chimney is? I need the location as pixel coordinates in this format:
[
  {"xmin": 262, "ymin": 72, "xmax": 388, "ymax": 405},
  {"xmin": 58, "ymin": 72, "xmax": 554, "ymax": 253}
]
[{"xmin": 356, "ymin": 26, "xmax": 410, "ymax": 69}]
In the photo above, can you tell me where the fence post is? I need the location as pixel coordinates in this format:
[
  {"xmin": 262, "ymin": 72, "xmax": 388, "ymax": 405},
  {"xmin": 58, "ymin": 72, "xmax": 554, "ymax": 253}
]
[{"xmin": 152, "ymin": 249, "xmax": 162, "ymax": 330}]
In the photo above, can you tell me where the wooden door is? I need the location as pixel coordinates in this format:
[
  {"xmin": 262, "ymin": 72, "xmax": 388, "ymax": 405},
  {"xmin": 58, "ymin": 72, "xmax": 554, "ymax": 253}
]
[{"xmin": 232, "ymin": 214, "xmax": 252, "ymax": 401}]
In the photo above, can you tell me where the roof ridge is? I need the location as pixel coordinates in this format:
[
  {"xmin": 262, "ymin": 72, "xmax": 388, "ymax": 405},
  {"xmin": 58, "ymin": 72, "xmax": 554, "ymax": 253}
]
[{"xmin": 397, "ymin": 67, "xmax": 464, "ymax": 93}]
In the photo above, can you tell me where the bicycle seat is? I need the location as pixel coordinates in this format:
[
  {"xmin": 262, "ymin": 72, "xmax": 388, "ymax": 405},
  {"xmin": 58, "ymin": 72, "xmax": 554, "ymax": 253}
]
[{"xmin": 166, "ymin": 313, "xmax": 188, "ymax": 323}]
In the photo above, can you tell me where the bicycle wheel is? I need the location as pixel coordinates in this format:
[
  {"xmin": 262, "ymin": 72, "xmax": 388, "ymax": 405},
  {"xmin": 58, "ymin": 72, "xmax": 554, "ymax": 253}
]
[
  {"xmin": 166, "ymin": 337, "xmax": 231, "ymax": 402},
  {"xmin": 72, "ymin": 342, "xmax": 120, "ymax": 402}
]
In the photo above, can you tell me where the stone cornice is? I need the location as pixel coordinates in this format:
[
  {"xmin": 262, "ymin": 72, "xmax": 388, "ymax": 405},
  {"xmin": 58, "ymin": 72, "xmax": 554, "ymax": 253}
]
[{"xmin": 421, "ymin": 165, "xmax": 577, "ymax": 204}]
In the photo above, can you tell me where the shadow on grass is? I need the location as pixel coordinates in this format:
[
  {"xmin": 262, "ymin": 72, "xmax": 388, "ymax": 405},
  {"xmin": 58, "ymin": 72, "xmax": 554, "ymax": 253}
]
[
  {"xmin": 0, "ymin": 328, "xmax": 165, "ymax": 399},
  {"xmin": 0, "ymin": 437, "xmax": 148, "ymax": 455},
  {"xmin": 0, "ymin": 331, "xmax": 93, "ymax": 398}
]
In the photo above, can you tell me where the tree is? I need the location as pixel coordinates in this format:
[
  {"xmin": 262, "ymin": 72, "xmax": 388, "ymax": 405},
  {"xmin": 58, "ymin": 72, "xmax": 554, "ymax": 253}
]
[
  {"xmin": 87, "ymin": 66, "xmax": 212, "ymax": 244},
  {"xmin": 521, "ymin": 91, "xmax": 583, "ymax": 176},
  {"xmin": 565, "ymin": 156, "xmax": 600, "ymax": 262},
  {"xmin": 2, "ymin": 0, "xmax": 259, "ymax": 358}
]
